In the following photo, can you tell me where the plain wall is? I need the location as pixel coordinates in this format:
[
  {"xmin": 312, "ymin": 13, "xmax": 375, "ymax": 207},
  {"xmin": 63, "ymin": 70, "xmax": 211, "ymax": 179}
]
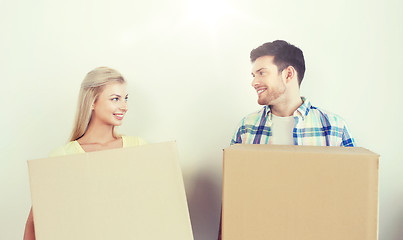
[{"xmin": 1, "ymin": 0, "xmax": 402, "ymax": 239}]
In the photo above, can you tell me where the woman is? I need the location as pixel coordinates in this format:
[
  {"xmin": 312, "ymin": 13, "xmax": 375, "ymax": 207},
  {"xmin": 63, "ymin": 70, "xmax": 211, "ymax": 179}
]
[{"xmin": 24, "ymin": 66, "xmax": 146, "ymax": 240}]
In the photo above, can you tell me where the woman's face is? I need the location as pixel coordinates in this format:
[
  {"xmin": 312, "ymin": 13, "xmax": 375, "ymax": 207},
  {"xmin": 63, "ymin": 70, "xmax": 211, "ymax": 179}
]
[{"xmin": 91, "ymin": 82, "xmax": 128, "ymax": 127}]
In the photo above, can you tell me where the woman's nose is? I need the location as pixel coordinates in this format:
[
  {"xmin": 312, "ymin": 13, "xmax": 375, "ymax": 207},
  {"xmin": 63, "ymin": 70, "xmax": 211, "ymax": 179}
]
[{"xmin": 120, "ymin": 101, "xmax": 128, "ymax": 111}]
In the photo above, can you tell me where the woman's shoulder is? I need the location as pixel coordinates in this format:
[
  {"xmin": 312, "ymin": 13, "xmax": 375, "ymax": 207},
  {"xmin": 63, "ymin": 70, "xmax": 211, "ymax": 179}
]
[
  {"xmin": 122, "ymin": 136, "xmax": 147, "ymax": 147},
  {"xmin": 49, "ymin": 141, "xmax": 84, "ymax": 157}
]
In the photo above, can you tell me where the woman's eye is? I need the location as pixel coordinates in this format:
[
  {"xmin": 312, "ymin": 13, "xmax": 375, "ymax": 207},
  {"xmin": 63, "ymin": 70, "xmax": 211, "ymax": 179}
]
[
  {"xmin": 111, "ymin": 98, "xmax": 119, "ymax": 101},
  {"xmin": 125, "ymin": 97, "xmax": 129, "ymax": 102}
]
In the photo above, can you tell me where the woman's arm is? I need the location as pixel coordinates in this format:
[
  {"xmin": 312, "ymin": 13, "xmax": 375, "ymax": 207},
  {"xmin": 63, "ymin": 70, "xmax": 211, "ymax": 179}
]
[{"xmin": 23, "ymin": 207, "xmax": 35, "ymax": 240}]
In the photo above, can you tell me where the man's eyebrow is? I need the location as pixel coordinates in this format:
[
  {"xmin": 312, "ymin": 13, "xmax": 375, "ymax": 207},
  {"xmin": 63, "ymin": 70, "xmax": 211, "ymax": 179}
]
[{"xmin": 252, "ymin": 68, "xmax": 266, "ymax": 74}]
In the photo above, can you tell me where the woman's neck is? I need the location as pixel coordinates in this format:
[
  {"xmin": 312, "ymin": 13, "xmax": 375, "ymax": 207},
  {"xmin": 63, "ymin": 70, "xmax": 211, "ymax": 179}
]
[{"xmin": 78, "ymin": 121, "xmax": 116, "ymax": 145}]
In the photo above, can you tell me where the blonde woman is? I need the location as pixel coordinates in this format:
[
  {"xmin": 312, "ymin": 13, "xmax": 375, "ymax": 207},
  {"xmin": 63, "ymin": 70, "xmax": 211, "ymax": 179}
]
[{"xmin": 24, "ymin": 67, "xmax": 146, "ymax": 240}]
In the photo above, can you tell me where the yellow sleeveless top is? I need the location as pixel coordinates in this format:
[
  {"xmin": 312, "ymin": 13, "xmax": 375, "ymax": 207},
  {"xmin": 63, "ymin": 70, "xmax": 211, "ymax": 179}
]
[{"xmin": 49, "ymin": 136, "xmax": 147, "ymax": 157}]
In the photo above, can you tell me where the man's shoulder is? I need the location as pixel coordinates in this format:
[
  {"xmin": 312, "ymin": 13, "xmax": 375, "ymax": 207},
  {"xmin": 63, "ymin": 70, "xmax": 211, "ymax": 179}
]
[
  {"xmin": 308, "ymin": 104, "xmax": 349, "ymax": 127},
  {"xmin": 238, "ymin": 106, "xmax": 267, "ymax": 125},
  {"xmin": 307, "ymin": 102, "xmax": 356, "ymax": 146}
]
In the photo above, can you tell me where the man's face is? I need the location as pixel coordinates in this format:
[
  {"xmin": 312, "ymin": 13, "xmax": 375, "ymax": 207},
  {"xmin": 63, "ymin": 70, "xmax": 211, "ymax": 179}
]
[{"xmin": 251, "ymin": 55, "xmax": 286, "ymax": 106}]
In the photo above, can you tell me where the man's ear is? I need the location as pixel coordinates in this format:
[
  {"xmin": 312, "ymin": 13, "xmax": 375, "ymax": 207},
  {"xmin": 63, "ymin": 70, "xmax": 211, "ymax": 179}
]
[{"xmin": 283, "ymin": 66, "xmax": 296, "ymax": 83}]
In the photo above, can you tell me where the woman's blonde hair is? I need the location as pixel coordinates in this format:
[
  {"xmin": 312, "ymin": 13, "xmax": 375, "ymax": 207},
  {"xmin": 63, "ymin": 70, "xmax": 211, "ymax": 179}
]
[{"xmin": 70, "ymin": 67, "xmax": 126, "ymax": 141}]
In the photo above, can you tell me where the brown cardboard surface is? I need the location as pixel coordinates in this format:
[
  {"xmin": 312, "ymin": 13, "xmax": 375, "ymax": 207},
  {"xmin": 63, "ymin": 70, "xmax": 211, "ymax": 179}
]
[
  {"xmin": 222, "ymin": 144, "xmax": 379, "ymax": 240},
  {"xmin": 28, "ymin": 141, "xmax": 193, "ymax": 240}
]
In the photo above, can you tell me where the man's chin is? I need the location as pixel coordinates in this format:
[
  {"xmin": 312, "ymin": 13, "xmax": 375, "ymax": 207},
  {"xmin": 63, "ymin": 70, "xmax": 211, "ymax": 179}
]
[{"xmin": 257, "ymin": 99, "xmax": 269, "ymax": 106}]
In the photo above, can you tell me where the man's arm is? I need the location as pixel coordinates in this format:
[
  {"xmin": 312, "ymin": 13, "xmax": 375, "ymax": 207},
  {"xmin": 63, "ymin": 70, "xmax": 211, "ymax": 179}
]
[
  {"xmin": 231, "ymin": 121, "xmax": 246, "ymax": 145},
  {"xmin": 341, "ymin": 124, "xmax": 356, "ymax": 147}
]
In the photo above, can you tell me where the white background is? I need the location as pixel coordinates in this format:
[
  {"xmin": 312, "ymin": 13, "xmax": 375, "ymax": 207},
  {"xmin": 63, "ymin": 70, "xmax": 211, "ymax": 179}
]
[{"xmin": 1, "ymin": 0, "xmax": 402, "ymax": 239}]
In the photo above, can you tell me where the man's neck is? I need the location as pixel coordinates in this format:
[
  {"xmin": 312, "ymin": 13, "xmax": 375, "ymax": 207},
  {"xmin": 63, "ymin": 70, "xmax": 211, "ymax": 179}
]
[{"xmin": 270, "ymin": 95, "xmax": 303, "ymax": 117}]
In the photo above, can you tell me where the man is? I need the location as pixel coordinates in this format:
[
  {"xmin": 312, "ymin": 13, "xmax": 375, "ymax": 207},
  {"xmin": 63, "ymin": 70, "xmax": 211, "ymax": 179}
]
[
  {"xmin": 218, "ymin": 40, "xmax": 355, "ymax": 239},
  {"xmin": 231, "ymin": 40, "xmax": 355, "ymax": 146}
]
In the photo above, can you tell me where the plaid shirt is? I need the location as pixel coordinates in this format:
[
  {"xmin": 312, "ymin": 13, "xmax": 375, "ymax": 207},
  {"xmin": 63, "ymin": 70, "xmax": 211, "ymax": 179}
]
[{"xmin": 231, "ymin": 97, "xmax": 356, "ymax": 146}]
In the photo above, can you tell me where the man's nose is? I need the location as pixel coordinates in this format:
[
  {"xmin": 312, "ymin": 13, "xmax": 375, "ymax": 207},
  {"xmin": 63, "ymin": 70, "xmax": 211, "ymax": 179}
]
[{"xmin": 251, "ymin": 77, "xmax": 259, "ymax": 88}]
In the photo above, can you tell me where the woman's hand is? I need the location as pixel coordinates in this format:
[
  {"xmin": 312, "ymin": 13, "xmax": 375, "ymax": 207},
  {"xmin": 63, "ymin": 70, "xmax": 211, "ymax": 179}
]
[{"xmin": 23, "ymin": 207, "xmax": 35, "ymax": 240}]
